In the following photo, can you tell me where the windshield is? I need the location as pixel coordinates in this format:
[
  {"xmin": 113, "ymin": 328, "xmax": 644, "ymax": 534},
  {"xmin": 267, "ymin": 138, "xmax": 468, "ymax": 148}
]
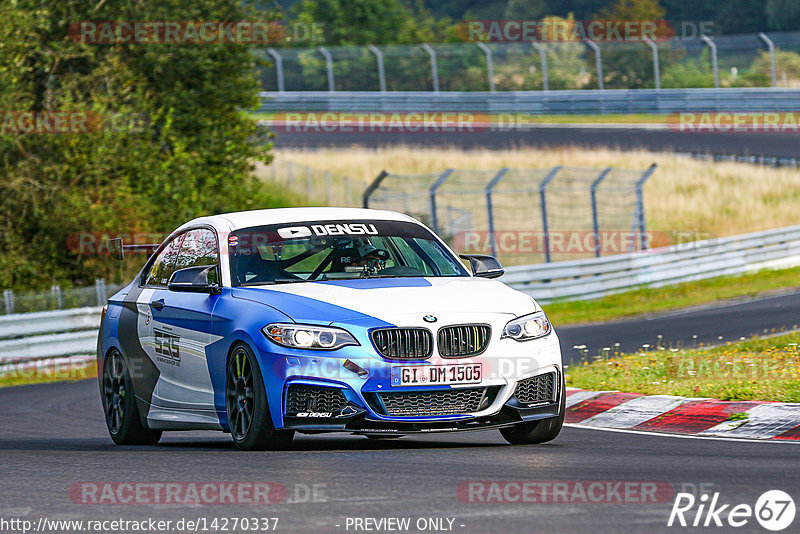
[{"xmin": 228, "ymin": 220, "xmax": 469, "ymax": 286}]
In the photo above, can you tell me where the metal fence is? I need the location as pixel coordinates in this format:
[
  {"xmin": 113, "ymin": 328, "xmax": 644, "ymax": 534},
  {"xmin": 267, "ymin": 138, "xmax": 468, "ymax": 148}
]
[
  {"xmin": 1, "ymin": 279, "xmax": 122, "ymax": 315},
  {"xmin": 363, "ymin": 165, "xmax": 656, "ymax": 264},
  {"xmin": 262, "ymin": 159, "xmax": 369, "ymax": 207},
  {"xmin": 257, "ymin": 31, "xmax": 800, "ymax": 92}
]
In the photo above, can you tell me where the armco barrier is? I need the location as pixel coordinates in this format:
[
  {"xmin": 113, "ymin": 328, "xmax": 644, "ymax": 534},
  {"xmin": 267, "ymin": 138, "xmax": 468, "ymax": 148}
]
[
  {"xmin": 501, "ymin": 224, "xmax": 800, "ymax": 302},
  {"xmin": 2, "ymin": 225, "xmax": 800, "ymax": 365},
  {"xmin": 0, "ymin": 307, "xmax": 100, "ymax": 363},
  {"xmin": 259, "ymin": 88, "xmax": 800, "ymax": 115}
]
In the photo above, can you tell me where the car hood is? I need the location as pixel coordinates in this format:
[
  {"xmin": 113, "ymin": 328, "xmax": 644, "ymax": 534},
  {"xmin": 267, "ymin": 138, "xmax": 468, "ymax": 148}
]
[{"xmin": 231, "ymin": 277, "xmax": 537, "ymax": 327}]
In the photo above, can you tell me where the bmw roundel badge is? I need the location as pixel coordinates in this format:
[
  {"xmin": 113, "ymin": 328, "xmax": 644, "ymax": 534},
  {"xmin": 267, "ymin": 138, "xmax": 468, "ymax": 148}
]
[{"xmin": 423, "ymin": 315, "xmax": 438, "ymax": 323}]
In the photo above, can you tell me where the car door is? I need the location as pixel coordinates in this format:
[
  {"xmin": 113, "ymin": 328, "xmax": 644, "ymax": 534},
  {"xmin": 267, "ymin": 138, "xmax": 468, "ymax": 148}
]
[
  {"xmin": 148, "ymin": 228, "xmax": 222, "ymax": 413},
  {"xmin": 125, "ymin": 232, "xmax": 185, "ymax": 413}
]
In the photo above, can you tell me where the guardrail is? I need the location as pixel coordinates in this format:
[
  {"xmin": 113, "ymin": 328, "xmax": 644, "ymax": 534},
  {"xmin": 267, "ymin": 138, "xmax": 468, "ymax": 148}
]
[
  {"xmin": 259, "ymin": 88, "xmax": 800, "ymax": 115},
  {"xmin": 501, "ymin": 224, "xmax": 800, "ymax": 303},
  {"xmin": 0, "ymin": 307, "xmax": 100, "ymax": 364}
]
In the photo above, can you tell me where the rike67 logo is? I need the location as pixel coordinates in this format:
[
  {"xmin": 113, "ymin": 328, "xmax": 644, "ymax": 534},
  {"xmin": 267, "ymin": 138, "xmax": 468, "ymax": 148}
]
[{"xmin": 668, "ymin": 490, "xmax": 795, "ymax": 531}]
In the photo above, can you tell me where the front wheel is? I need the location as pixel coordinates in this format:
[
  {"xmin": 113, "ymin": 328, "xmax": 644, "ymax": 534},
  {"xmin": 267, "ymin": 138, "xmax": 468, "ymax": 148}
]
[
  {"xmin": 500, "ymin": 374, "xmax": 566, "ymax": 445},
  {"xmin": 225, "ymin": 344, "xmax": 294, "ymax": 451},
  {"xmin": 101, "ymin": 349, "xmax": 162, "ymax": 445}
]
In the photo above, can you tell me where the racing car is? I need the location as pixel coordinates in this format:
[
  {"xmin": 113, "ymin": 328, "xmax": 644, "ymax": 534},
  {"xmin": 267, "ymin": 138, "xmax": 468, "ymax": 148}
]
[{"xmin": 98, "ymin": 207, "xmax": 564, "ymax": 450}]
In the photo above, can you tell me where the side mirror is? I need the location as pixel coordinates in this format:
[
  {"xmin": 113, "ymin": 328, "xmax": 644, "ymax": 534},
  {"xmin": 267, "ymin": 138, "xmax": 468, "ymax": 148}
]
[
  {"xmin": 109, "ymin": 238, "xmax": 125, "ymax": 261},
  {"xmin": 459, "ymin": 254, "xmax": 504, "ymax": 279},
  {"xmin": 168, "ymin": 266, "xmax": 221, "ymax": 294}
]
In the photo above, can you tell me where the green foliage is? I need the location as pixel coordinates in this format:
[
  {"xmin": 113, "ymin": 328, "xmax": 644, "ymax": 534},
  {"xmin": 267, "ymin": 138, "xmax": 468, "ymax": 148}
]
[
  {"xmin": 747, "ymin": 49, "xmax": 800, "ymax": 86},
  {"xmin": 292, "ymin": 0, "xmax": 445, "ymax": 46},
  {"xmin": 766, "ymin": 0, "xmax": 800, "ymax": 32},
  {"xmin": 0, "ymin": 0, "xmax": 295, "ymax": 290}
]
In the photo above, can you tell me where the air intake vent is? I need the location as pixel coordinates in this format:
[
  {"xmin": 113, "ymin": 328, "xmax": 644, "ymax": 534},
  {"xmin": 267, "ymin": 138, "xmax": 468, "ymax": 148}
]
[
  {"xmin": 513, "ymin": 372, "xmax": 557, "ymax": 405},
  {"xmin": 379, "ymin": 387, "xmax": 489, "ymax": 417},
  {"xmin": 371, "ymin": 328, "xmax": 433, "ymax": 360},
  {"xmin": 285, "ymin": 384, "xmax": 347, "ymax": 415},
  {"xmin": 438, "ymin": 324, "xmax": 491, "ymax": 357}
]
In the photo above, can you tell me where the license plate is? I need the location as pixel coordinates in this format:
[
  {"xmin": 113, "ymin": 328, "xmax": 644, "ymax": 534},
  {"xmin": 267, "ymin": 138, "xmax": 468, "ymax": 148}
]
[{"xmin": 390, "ymin": 363, "xmax": 482, "ymax": 387}]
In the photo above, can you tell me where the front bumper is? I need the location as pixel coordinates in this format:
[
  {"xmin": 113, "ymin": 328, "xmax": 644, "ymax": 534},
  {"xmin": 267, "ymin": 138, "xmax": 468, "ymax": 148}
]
[
  {"xmin": 252, "ymin": 321, "xmax": 563, "ymax": 434},
  {"xmin": 283, "ymin": 398, "xmax": 562, "ymax": 435}
]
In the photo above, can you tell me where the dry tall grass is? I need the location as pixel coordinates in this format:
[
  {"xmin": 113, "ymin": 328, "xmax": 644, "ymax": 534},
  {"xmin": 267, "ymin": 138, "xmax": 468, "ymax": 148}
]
[{"xmin": 273, "ymin": 146, "xmax": 800, "ymax": 239}]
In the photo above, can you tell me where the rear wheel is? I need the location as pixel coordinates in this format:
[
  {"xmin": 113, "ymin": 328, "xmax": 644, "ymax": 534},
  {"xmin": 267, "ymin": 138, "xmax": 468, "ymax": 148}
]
[
  {"xmin": 226, "ymin": 344, "xmax": 294, "ymax": 451},
  {"xmin": 101, "ymin": 349, "xmax": 162, "ymax": 445},
  {"xmin": 500, "ymin": 374, "xmax": 566, "ymax": 445}
]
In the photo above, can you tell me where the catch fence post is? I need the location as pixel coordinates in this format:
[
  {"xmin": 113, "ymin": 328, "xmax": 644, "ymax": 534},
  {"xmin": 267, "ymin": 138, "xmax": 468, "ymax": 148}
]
[
  {"xmin": 643, "ymin": 37, "xmax": 660, "ymax": 90},
  {"xmin": 585, "ymin": 40, "xmax": 604, "ymax": 90},
  {"xmin": 95, "ymin": 278, "xmax": 106, "ymax": 306},
  {"xmin": 539, "ymin": 166, "xmax": 562, "ymax": 263},
  {"xmin": 531, "ymin": 43, "xmax": 548, "ymax": 91},
  {"xmin": 476, "ymin": 42, "xmax": 496, "ymax": 92},
  {"xmin": 266, "ymin": 48, "xmax": 285, "ymax": 92},
  {"xmin": 429, "ymin": 169, "xmax": 454, "ymax": 234},
  {"xmin": 759, "ymin": 33, "xmax": 777, "ymax": 87},
  {"xmin": 317, "ymin": 46, "xmax": 335, "ymax": 91},
  {"xmin": 363, "ymin": 170, "xmax": 389, "ymax": 208},
  {"xmin": 701, "ymin": 35, "xmax": 719, "ymax": 88},
  {"xmin": 421, "ymin": 44, "xmax": 440, "ymax": 92},
  {"xmin": 52, "ymin": 285, "xmax": 63, "ymax": 309},
  {"xmin": 367, "ymin": 45, "xmax": 387, "ymax": 92},
  {"xmin": 3, "ymin": 290, "xmax": 13, "ymax": 315},
  {"xmin": 590, "ymin": 167, "xmax": 613, "ymax": 257},
  {"xmin": 634, "ymin": 163, "xmax": 658, "ymax": 250},
  {"xmin": 485, "ymin": 168, "xmax": 509, "ymax": 257}
]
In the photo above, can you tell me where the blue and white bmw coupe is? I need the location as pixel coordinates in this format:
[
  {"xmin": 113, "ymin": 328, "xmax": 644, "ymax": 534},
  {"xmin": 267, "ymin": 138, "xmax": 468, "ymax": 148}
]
[{"xmin": 98, "ymin": 207, "xmax": 564, "ymax": 450}]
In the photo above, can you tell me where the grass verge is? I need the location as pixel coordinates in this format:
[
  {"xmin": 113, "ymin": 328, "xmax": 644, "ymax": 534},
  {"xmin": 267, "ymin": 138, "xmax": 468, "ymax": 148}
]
[
  {"xmin": 566, "ymin": 331, "xmax": 800, "ymax": 402},
  {"xmin": 544, "ymin": 266, "xmax": 800, "ymax": 326}
]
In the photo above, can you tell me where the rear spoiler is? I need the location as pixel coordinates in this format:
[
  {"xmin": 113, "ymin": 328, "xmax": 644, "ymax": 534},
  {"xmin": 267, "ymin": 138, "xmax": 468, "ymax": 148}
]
[{"xmin": 109, "ymin": 238, "xmax": 161, "ymax": 261}]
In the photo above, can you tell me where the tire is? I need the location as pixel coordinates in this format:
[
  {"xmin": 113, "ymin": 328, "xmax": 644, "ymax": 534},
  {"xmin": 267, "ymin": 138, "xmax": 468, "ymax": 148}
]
[
  {"xmin": 101, "ymin": 349, "xmax": 162, "ymax": 445},
  {"xmin": 226, "ymin": 343, "xmax": 294, "ymax": 451},
  {"xmin": 500, "ymin": 373, "xmax": 566, "ymax": 445}
]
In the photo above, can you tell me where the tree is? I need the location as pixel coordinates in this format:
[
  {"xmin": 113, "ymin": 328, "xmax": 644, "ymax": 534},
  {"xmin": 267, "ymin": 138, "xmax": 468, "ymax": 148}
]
[
  {"xmin": 292, "ymin": 0, "xmax": 442, "ymax": 46},
  {"xmin": 0, "ymin": 0, "xmax": 294, "ymax": 289},
  {"xmin": 766, "ymin": 0, "xmax": 800, "ymax": 31},
  {"xmin": 503, "ymin": 0, "xmax": 549, "ymax": 19}
]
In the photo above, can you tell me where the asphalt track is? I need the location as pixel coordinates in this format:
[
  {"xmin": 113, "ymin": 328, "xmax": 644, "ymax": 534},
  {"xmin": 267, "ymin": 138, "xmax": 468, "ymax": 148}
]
[
  {"xmin": 272, "ymin": 125, "xmax": 800, "ymax": 157},
  {"xmin": 2, "ymin": 293, "xmax": 800, "ymax": 533}
]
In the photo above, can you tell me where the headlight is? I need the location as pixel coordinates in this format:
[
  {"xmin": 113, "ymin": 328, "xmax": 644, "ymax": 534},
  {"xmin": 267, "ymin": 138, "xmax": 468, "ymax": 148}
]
[
  {"xmin": 262, "ymin": 323, "xmax": 359, "ymax": 350},
  {"xmin": 501, "ymin": 311, "xmax": 551, "ymax": 341}
]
